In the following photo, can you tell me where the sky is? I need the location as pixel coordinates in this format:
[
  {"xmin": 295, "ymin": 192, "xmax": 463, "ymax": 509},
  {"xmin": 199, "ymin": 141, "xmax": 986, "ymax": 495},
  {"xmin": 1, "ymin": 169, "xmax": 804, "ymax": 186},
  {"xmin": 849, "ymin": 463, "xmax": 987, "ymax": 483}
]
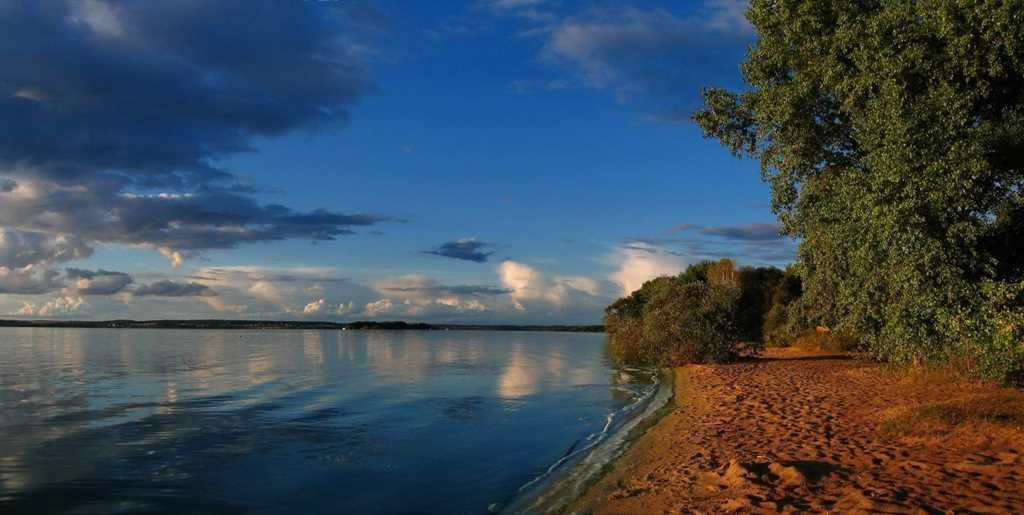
[{"xmin": 0, "ymin": 0, "xmax": 795, "ymax": 324}]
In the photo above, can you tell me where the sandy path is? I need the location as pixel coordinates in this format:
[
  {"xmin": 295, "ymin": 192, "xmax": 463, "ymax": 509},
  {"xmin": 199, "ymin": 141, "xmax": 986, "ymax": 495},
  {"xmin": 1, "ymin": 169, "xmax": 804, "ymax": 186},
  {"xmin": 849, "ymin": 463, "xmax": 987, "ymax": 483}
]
[{"xmin": 570, "ymin": 349, "xmax": 1024, "ymax": 514}]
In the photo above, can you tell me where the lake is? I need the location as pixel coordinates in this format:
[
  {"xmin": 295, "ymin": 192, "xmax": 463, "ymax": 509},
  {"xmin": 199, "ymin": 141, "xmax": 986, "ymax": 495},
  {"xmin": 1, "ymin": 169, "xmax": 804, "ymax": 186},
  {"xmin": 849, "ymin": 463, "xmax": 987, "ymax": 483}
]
[{"xmin": 0, "ymin": 328, "xmax": 658, "ymax": 514}]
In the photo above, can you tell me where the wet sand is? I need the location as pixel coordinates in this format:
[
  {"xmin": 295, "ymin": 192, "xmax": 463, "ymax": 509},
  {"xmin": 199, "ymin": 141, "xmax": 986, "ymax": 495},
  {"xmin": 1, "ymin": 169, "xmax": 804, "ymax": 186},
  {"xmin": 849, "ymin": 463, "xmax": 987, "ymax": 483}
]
[{"xmin": 571, "ymin": 348, "xmax": 1024, "ymax": 513}]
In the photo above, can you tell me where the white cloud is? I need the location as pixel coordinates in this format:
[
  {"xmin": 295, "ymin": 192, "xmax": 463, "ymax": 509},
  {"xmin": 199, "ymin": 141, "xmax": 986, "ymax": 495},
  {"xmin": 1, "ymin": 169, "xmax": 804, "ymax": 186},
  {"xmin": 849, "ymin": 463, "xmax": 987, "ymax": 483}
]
[
  {"xmin": 192, "ymin": 265, "xmax": 349, "ymax": 309},
  {"xmin": 12, "ymin": 88, "xmax": 46, "ymax": 102},
  {"xmin": 69, "ymin": 0, "xmax": 125, "ymax": 37},
  {"xmin": 540, "ymin": 2, "xmax": 752, "ymax": 110},
  {"xmin": 609, "ymin": 243, "xmax": 687, "ymax": 295},
  {"xmin": 370, "ymin": 275, "xmax": 499, "ymax": 317},
  {"xmin": 364, "ymin": 298, "xmax": 394, "ymax": 317},
  {"xmin": 302, "ymin": 298, "xmax": 325, "ymax": 315},
  {"xmin": 497, "ymin": 260, "xmax": 601, "ymax": 310},
  {"xmin": 14, "ymin": 295, "xmax": 85, "ymax": 317},
  {"xmin": 335, "ymin": 301, "xmax": 357, "ymax": 315},
  {"xmin": 157, "ymin": 247, "xmax": 185, "ymax": 269}
]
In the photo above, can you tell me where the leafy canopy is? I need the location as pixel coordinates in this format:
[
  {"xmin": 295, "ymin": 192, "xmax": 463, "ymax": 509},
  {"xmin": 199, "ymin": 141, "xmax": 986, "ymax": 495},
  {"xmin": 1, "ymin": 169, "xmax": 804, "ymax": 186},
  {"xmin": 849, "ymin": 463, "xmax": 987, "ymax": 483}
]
[{"xmin": 693, "ymin": 0, "xmax": 1024, "ymax": 380}]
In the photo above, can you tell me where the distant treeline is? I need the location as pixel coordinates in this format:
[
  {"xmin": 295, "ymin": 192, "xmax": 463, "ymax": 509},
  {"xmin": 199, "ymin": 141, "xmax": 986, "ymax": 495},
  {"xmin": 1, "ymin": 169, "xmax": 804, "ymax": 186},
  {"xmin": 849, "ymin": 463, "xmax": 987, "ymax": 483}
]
[{"xmin": 0, "ymin": 319, "xmax": 604, "ymax": 333}]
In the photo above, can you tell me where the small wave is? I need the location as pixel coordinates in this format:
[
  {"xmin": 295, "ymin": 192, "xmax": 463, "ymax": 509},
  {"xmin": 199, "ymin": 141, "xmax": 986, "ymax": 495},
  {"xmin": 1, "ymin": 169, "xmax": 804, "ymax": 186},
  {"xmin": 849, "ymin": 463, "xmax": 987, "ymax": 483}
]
[{"xmin": 498, "ymin": 368, "xmax": 673, "ymax": 514}]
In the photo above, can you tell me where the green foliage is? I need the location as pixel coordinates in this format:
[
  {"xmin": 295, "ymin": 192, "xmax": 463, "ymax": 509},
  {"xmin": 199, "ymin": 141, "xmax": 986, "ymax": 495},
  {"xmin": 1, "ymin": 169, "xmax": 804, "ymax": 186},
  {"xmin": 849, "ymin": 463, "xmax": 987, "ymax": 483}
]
[
  {"xmin": 605, "ymin": 260, "xmax": 802, "ymax": 365},
  {"xmin": 693, "ymin": 0, "xmax": 1024, "ymax": 382},
  {"xmin": 956, "ymin": 281, "xmax": 1024, "ymax": 383},
  {"xmin": 737, "ymin": 266, "xmax": 787, "ymax": 342},
  {"xmin": 605, "ymin": 273, "xmax": 743, "ymax": 366},
  {"xmin": 762, "ymin": 270, "xmax": 803, "ymax": 347},
  {"xmin": 642, "ymin": 280, "xmax": 744, "ymax": 364},
  {"xmin": 793, "ymin": 328, "xmax": 860, "ymax": 353}
]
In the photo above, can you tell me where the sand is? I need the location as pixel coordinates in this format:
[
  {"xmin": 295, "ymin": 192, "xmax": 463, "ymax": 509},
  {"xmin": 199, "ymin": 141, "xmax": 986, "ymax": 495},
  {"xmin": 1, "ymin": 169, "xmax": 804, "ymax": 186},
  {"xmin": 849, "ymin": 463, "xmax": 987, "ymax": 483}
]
[{"xmin": 570, "ymin": 348, "xmax": 1024, "ymax": 514}]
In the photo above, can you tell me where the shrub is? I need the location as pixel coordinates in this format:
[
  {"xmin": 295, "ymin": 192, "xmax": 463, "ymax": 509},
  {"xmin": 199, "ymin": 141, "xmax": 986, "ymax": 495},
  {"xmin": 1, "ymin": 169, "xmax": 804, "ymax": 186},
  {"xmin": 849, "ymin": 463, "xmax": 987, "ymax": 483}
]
[
  {"xmin": 604, "ymin": 261, "xmax": 763, "ymax": 366},
  {"xmin": 792, "ymin": 327, "xmax": 859, "ymax": 353},
  {"xmin": 641, "ymin": 280, "xmax": 744, "ymax": 365},
  {"xmin": 952, "ymin": 281, "xmax": 1024, "ymax": 385},
  {"xmin": 605, "ymin": 260, "xmax": 809, "ymax": 366}
]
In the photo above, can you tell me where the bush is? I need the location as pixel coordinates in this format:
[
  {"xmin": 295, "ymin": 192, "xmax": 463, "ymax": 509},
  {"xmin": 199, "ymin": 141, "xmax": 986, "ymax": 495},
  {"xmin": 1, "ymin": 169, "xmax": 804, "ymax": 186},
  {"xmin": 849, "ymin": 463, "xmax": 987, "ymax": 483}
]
[
  {"xmin": 953, "ymin": 281, "xmax": 1024, "ymax": 385},
  {"xmin": 641, "ymin": 280, "xmax": 744, "ymax": 365},
  {"xmin": 605, "ymin": 260, "xmax": 771, "ymax": 366},
  {"xmin": 793, "ymin": 327, "xmax": 859, "ymax": 353}
]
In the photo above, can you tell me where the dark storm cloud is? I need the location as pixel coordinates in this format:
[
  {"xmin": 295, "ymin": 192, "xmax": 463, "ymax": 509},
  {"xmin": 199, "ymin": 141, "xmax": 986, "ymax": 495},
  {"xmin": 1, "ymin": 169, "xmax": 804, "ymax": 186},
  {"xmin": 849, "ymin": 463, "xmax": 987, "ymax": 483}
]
[
  {"xmin": 135, "ymin": 280, "xmax": 217, "ymax": 297},
  {"xmin": 700, "ymin": 223, "xmax": 783, "ymax": 241},
  {"xmin": 0, "ymin": 1, "xmax": 395, "ymax": 269},
  {"xmin": 0, "ymin": 0, "xmax": 378, "ymax": 187},
  {"xmin": 65, "ymin": 268, "xmax": 133, "ymax": 295},
  {"xmin": 0, "ymin": 268, "xmax": 63, "ymax": 295},
  {"xmin": 0, "ymin": 188, "xmax": 398, "ymax": 260},
  {"xmin": 423, "ymin": 239, "xmax": 494, "ymax": 262},
  {"xmin": 0, "ymin": 229, "xmax": 93, "ymax": 269}
]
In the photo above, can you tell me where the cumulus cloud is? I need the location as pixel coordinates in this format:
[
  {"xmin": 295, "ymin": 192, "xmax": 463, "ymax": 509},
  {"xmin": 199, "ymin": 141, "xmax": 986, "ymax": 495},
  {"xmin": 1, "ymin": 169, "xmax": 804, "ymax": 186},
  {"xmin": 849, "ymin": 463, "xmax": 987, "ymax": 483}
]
[
  {"xmin": 192, "ymin": 266, "xmax": 350, "ymax": 307},
  {"xmin": 0, "ymin": 1, "xmax": 379, "ymax": 187},
  {"xmin": 65, "ymin": 268, "xmax": 133, "ymax": 295},
  {"xmin": 0, "ymin": 229, "xmax": 92, "ymax": 269},
  {"xmin": 0, "ymin": 1, "xmax": 394, "ymax": 275},
  {"xmin": 302, "ymin": 298, "xmax": 326, "ymax": 315},
  {"xmin": 609, "ymin": 242, "xmax": 688, "ymax": 295},
  {"xmin": 0, "ymin": 266, "xmax": 64, "ymax": 295},
  {"xmin": 335, "ymin": 301, "xmax": 357, "ymax": 315},
  {"xmin": 15, "ymin": 295, "xmax": 85, "ymax": 317},
  {"xmin": 370, "ymin": 275, "xmax": 506, "ymax": 317},
  {"xmin": 183, "ymin": 265, "xmax": 377, "ymax": 317},
  {"xmin": 364, "ymin": 298, "xmax": 394, "ymax": 317},
  {"xmin": 497, "ymin": 260, "xmax": 602, "ymax": 310},
  {"xmin": 422, "ymin": 238, "xmax": 494, "ymax": 262},
  {"xmin": 134, "ymin": 280, "xmax": 217, "ymax": 297}
]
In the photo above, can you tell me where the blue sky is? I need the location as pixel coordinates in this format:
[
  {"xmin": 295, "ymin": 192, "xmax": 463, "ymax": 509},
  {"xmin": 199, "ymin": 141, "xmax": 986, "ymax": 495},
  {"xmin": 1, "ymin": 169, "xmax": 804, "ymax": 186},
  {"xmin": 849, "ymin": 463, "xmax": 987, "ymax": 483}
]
[{"xmin": 0, "ymin": 0, "xmax": 793, "ymax": 323}]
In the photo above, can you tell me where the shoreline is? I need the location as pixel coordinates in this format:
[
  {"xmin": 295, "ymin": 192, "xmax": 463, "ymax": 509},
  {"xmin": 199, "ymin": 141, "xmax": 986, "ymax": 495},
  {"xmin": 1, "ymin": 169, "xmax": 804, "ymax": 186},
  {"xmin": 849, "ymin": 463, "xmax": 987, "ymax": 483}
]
[
  {"xmin": 568, "ymin": 348, "xmax": 1024, "ymax": 513},
  {"xmin": 0, "ymin": 320, "xmax": 603, "ymax": 332},
  {"xmin": 501, "ymin": 368, "xmax": 676, "ymax": 514}
]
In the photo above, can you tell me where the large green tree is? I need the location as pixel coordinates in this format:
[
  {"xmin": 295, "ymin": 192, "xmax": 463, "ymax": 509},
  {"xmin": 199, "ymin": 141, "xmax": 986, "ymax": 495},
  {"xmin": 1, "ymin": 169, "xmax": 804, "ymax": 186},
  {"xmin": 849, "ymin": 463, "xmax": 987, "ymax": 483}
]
[{"xmin": 694, "ymin": 0, "xmax": 1024, "ymax": 379}]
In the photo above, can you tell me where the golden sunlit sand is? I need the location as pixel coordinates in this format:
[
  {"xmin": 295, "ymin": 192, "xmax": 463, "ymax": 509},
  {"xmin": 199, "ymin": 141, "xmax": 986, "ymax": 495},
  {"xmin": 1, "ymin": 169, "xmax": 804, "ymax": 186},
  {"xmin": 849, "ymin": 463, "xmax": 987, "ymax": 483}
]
[{"xmin": 571, "ymin": 348, "xmax": 1024, "ymax": 513}]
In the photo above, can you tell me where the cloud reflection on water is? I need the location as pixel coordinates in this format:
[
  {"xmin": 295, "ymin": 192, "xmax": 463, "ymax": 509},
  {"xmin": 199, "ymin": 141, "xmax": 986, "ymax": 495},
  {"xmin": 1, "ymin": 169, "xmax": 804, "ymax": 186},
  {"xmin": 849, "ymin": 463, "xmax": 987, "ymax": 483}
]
[{"xmin": 0, "ymin": 328, "xmax": 626, "ymax": 514}]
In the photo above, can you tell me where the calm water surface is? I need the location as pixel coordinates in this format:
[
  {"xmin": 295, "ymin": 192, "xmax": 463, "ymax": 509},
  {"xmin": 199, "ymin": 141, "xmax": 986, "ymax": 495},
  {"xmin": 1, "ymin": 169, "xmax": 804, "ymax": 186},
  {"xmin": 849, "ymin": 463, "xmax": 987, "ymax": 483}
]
[{"xmin": 0, "ymin": 328, "xmax": 652, "ymax": 514}]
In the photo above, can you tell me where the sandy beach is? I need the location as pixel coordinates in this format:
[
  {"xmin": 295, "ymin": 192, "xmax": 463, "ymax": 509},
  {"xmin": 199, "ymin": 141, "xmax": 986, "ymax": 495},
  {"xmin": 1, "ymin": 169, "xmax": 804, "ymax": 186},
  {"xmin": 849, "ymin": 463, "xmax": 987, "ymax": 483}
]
[{"xmin": 571, "ymin": 348, "xmax": 1024, "ymax": 513}]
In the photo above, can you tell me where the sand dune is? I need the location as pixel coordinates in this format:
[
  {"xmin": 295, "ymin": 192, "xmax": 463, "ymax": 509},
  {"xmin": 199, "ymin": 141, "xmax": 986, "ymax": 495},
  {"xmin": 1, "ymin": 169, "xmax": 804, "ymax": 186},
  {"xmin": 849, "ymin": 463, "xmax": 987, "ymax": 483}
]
[{"xmin": 572, "ymin": 348, "xmax": 1024, "ymax": 513}]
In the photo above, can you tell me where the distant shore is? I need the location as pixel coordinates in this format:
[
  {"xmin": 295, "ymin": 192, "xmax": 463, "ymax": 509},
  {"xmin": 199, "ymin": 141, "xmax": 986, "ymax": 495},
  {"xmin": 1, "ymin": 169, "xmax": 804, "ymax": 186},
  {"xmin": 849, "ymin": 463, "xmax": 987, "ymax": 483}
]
[
  {"xmin": 571, "ymin": 348, "xmax": 1024, "ymax": 513},
  {"xmin": 0, "ymin": 319, "xmax": 604, "ymax": 332}
]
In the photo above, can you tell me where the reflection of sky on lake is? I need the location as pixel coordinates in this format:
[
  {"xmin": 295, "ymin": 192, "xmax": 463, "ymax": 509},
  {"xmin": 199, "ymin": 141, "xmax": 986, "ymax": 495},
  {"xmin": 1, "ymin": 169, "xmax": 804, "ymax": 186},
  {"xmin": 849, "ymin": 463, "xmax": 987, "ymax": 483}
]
[{"xmin": 0, "ymin": 328, "xmax": 644, "ymax": 514}]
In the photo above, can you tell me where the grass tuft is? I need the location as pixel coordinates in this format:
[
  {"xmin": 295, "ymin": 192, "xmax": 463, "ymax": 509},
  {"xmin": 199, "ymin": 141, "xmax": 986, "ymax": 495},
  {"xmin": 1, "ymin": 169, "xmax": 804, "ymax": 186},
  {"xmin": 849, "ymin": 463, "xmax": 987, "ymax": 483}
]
[{"xmin": 879, "ymin": 393, "xmax": 1024, "ymax": 438}]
